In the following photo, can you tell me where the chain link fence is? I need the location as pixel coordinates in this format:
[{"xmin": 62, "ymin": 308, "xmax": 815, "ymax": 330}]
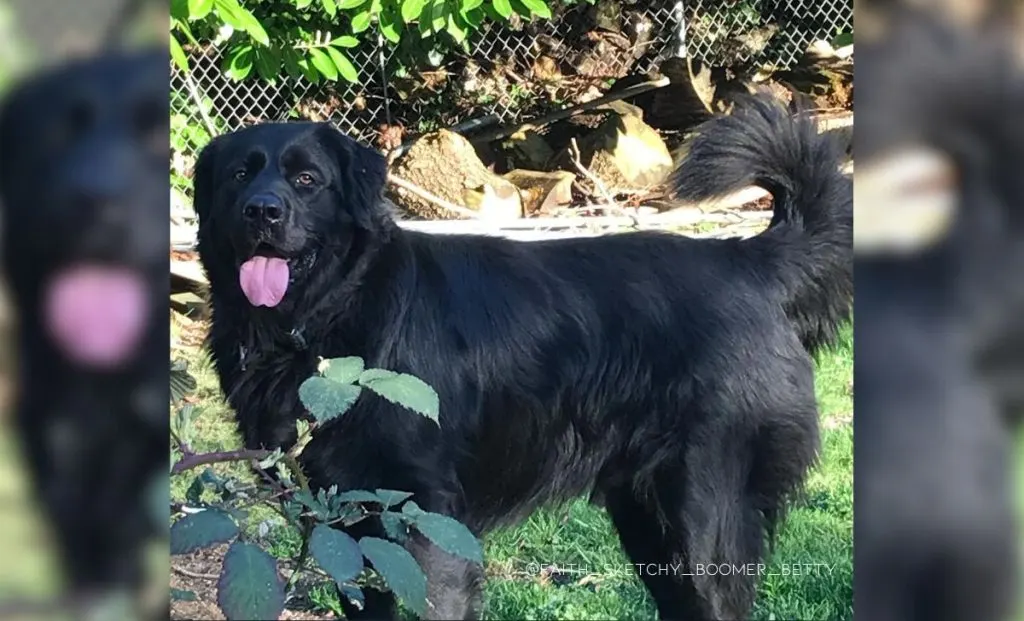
[{"xmin": 170, "ymin": 0, "xmax": 852, "ymax": 202}]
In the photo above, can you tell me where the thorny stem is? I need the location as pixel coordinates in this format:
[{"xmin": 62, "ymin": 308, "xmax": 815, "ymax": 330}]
[
  {"xmin": 286, "ymin": 520, "xmax": 314, "ymax": 594},
  {"xmin": 169, "ymin": 428, "xmax": 192, "ymax": 455},
  {"xmin": 170, "ymin": 447, "xmax": 311, "ymax": 492}
]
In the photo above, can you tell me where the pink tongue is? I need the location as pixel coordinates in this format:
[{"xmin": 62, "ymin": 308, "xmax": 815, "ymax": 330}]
[
  {"xmin": 239, "ymin": 256, "xmax": 290, "ymax": 307},
  {"xmin": 43, "ymin": 266, "xmax": 148, "ymax": 368}
]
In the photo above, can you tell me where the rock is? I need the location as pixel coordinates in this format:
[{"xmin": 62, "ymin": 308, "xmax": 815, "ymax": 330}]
[
  {"xmin": 503, "ymin": 170, "xmax": 577, "ymax": 215},
  {"xmin": 388, "ymin": 130, "xmax": 523, "ymax": 220},
  {"xmin": 462, "ymin": 183, "xmax": 522, "ymax": 220},
  {"xmin": 556, "ymin": 110, "xmax": 674, "ymax": 190},
  {"xmin": 599, "ymin": 99, "xmax": 644, "ymax": 120},
  {"xmin": 501, "ymin": 129, "xmax": 555, "ymax": 170}
]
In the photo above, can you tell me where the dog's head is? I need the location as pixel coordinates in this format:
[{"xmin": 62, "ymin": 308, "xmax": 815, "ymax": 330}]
[
  {"xmin": 193, "ymin": 122, "xmax": 388, "ymax": 309},
  {"xmin": 0, "ymin": 50, "xmax": 167, "ymax": 370}
]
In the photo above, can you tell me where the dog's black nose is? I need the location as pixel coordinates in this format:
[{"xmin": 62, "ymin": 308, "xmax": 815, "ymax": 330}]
[{"xmin": 243, "ymin": 194, "xmax": 286, "ymax": 224}]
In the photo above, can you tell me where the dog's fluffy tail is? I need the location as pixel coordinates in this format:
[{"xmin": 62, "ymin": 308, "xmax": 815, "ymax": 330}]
[{"xmin": 671, "ymin": 93, "xmax": 852, "ymax": 355}]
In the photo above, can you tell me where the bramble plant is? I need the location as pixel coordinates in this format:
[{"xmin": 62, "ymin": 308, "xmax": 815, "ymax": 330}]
[{"xmin": 169, "ymin": 356, "xmax": 482, "ymax": 620}]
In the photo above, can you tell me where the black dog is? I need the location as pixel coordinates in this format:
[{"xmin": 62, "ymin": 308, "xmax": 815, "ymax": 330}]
[
  {"xmin": 193, "ymin": 94, "xmax": 851, "ymax": 620},
  {"xmin": 855, "ymin": 12, "xmax": 1023, "ymax": 621},
  {"xmin": 0, "ymin": 51, "xmax": 168, "ymax": 608}
]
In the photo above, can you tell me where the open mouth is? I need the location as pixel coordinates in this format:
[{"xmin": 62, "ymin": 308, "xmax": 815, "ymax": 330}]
[{"xmin": 252, "ymin": 242, "xmax": 285, "ymax": 258}]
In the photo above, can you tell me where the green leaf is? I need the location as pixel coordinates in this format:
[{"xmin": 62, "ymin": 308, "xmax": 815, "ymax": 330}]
[
  {"xmin": 298, "ymin": 376, "xmax": 361, "ymax": 422},
  {"xmin": 431, "ymin": 0, "xmax": 448, "ymax": 32},
  {"xmin": 379, "ymin": 4, "xmax": 403, "ymax": 43},
  {"xmin": 832, "ymin": 32, "xmax": 853, "ymax": 48},
  {"xmin": 518, "ymin": 0, "xmax": 550, "ymax": 18},
  {"xmin": 223, "ymin": 44, "xmax": 254, "ymax": 81},
  {"xmin": 296, "ymin": 0, "xmax": 314, "ymax": 7},
  {"xmin": 217, "ymin": 542, "xmax": 285, "ymax": 621},
  {"xmin": 410, "ymin": 512, "xmax": 483, "ymax": 564},
  {"xmin": 170, "ymin": 36, "xmax": 190, "ymax": 73},
  {"xmin": 332, "ymin": 35, "xmax": 360, "ymax": 48},
  {"xmin": 327, "ymin": 47, "xmax": 359, "ymax": 83},
  {"xmin": 171, "ymin": 0, "xmax": 190, "ymax": 21},
  {"xmin": 381, "ymin": 511, "xmax": 408, "ymax": 542},
  {"xmin": 188, "ymin": 0, "xmax": 215, "ymax": 19},
  {"xmin": 293, "ymin": 489, "xmax": 330, "ymax": 520},
  {"xmin": 213, "ymin": 0, "xmax": 246, "ymax": 28},
  {"xmin": 358, "ymin": 368, "xmax": 397, "ymax": 383},
  {"xmin": 351, "ymin": 9, "xmax": 372, "ymax": 32},
  {"xmin": 185, "ymin": 475, "xmax": 204, "ymax": 505},
  {"xmin": 309, "ymin": 525, "xmax": 365, "ymax": 583},
  {"xmin": 297, "ymin": 58, "xmax": 321, "ymax": 83},
  {"xmin": 337, "ymin": 489, "xmax": 384, "ymax": 503},
  {"xmin": 323, "ymin": 356, "xmax": 364, "ymax": 384},
  {"xmin": 359, "ymin": 537, "xmax": 427, "ymax": 617},
  {"xmin": 401, "ymin": 500, "xmax": 425, "ymax": 516},
  {"xmin": 171, "ymin": 588, "xmax": 197, "ymax": 602},
  {"xmin": 175, "ymin": 18, "xmax": 202, "ymax": 46},
  {"xmin": 491, "ymin": 0, "xmax": 513, "ymax": 19},
  {"xmin": 253, "ymin": 47, "xmax": 281, "ymax": 82},
  {"xmin": 447, "ymin": 11, "xmax": 467, "ymax": 43},
  {"xmin": 282, "ymin": 47, "xmax": 304, "ymax": 78},
  {"xmin": 322, "ymin": 0, "xmax": 338, "ymax": 17},
  {"xmin": 461, "ymin": 0, "xmax": 483, "ymax": 11},
  {"xmin": 170, "ymin": 359, "xmax": 197, "ymax": 402},
  {"xmin": 401, "ymin": 0, "xmax": 428, "ymax": 24},
  {"xmin": 462, "ymin": 7, "xmax": 484, "ymax": 27},
  {"xmin": 417, "ymin": 0, "xmax": 434, "ymax": 36},
  {"xmin": 338, "ymin": 0, "xmax": 368, "ymax": 7},
  {"xmin": 375, "ymin": 489, "xmax": 413, "ymax": 507},
  {"xmin": 308, "ymin": 48, "xmax": 338, "ymax": 80},
  {"xmin": 238, "ymin": 8, "xmax": 270, "ymax": 45},
  {"xmin": 360, "ymin": 371, "xmax": 440, "ymax": 423},
  {"xmin": 170, "ymin": 509, "xmax": 239, "ymax": 555}
]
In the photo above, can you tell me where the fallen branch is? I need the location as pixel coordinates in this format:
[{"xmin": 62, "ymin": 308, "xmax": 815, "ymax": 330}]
[
  {"xmin": 567, "ymin": 138, "xmax": 621, "ymax": 210},
  {"xmin": 173, "ymin": 566, "xmax": 219, "ymax": 581},
  {"xmin": 470, "ymin": 77, "xmax": 670, "ymax": 145},
  {"xmin": 396, "ymin": 209, "xmax": 772, "ymax": 236},
  {"xmin": 387, "ymin": 174, "xmax": 480, "ymax": 220}
]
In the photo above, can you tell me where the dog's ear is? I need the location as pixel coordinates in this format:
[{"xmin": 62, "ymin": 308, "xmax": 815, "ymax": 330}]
[
  {"xmin": 315, "ymin": 122, "xmax": 388, "ymax": 231},
  {"xmin": 192, "ymin": 137, "xmax": 221, "ymax": 222}
]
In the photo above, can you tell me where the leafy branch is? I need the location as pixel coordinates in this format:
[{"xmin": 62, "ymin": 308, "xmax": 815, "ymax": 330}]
[
  {"xmin": 169, "ymin": 356, "xmax": 474, "ymax": 620},
  {"xmin": 170, "ymin": 0, "xmax": 557, "ymax": 85}
]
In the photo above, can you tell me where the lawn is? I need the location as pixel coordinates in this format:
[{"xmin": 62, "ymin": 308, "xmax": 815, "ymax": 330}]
[{"xmin": 170, "ymin": 317, "xmax": 854, "ymax": 620}]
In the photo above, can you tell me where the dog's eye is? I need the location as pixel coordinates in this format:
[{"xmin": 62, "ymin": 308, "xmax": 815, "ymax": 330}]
[
  {"xmin": 234, "ymin": 169, "xmax": 248, "ymax": 181},
  {"xmin": 295, "ymin": 173, "xmax": 315, "ymax": 186}
]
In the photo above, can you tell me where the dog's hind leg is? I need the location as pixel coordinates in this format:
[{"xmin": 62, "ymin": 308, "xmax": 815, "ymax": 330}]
[
  {"xmin": 604, "ymin": 483, "xmax": 710, "ymax": 620},
  {"xmin": 680, "ymin": 411, "xmax": 819, "ymax": 620}
]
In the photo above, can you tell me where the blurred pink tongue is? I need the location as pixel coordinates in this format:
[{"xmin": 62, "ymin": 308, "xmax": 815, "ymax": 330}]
[
  {"xmin": 43, "ymin": 266, "xmax": 148, "ymax": 368},
  {"xmin": 239, "ymin": 256, "xmax": 289, "ymax": 307}
]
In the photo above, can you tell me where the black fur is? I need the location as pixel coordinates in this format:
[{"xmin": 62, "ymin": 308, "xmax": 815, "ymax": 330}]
[
  {"xmin": 0, "ymin": 51, "xmax": 168, "ymax": 602},
  {"xmin": 194, "ymin": 94, "xmax": 851, "ymax": 620},
  {"xmin": 855, "ymin": 13, "xmax": 1023, "ymax": 621}
]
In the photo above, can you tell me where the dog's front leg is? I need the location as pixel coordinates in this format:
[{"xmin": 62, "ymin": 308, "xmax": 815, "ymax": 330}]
[
  {"xmin": 300, "ymin": 410, "xmax": 483, "ymax": 620},
  {"xmin": 407, "ymin": 532, "xmax": 485, "ymax": 620}
]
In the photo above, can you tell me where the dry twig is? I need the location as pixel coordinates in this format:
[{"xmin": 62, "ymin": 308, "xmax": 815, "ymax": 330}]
[{"xmin": 567, "ymin": 138, "xmax": 640, "ymax": 225}]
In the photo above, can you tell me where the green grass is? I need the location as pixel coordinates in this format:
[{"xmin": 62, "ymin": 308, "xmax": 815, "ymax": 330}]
[
  {"xmin": 171, "ymin": 323, "xmax": 854, "ymax": 620},
  {"xmin": 0, "ymin": 429, "xmax": 61, "ymax": 600}
]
